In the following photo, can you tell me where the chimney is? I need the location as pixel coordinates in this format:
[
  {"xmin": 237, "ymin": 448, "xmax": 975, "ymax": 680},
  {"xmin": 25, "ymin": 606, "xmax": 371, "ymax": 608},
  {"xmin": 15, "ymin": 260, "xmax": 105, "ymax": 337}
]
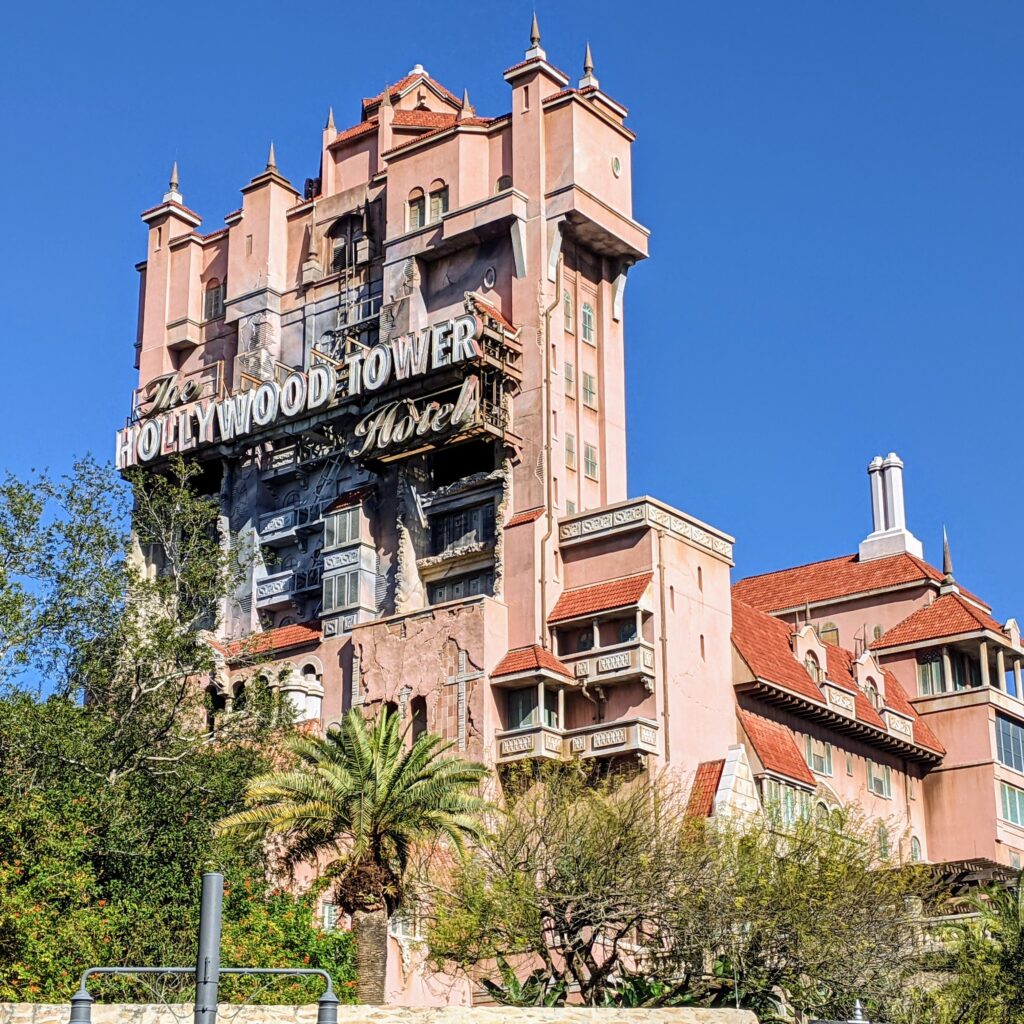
[{"xmin": 858, "ymin": 452, "xmax": 924, "ymax": 562}]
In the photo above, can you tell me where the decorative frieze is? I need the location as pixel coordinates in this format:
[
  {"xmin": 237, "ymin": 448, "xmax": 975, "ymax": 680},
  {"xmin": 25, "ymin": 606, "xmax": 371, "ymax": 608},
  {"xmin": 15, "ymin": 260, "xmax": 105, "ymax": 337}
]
[
  {"xmin": 884, "ymin": 710, "xmax": 914, "ymax": 738},
  {"xmin": 822, "ymin": 682, "xmax": 856, "ymax": 715},
  {"xmin": 500, "ymin": 735, "xmax": 534, "ymax": 755},
  {"xmin": 591, "ymin": 728, "xmax": 627, "ymax": 749},
  {"xmin": 559, "ymin": 499, "xmax": 734, "ymax": 564},
  {"xmin": 324, "ymin": 548, "xmax": 360, "ymax": 571}
]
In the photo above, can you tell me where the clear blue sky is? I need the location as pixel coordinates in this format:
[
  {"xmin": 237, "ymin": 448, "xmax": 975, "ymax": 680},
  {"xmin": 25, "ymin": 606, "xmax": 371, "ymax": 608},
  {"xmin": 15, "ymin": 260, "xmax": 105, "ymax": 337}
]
[{"xmin": 1, "ymin": 2, "xmax": 1021, "ymax": 615}]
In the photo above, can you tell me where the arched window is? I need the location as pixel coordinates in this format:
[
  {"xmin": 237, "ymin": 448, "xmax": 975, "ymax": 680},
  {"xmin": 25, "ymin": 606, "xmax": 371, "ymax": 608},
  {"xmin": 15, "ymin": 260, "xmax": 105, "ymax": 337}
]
[
  {"xmin": 815, "ymin": 801, "xmax": 830, "ymax": 824},
  {"xmin": 495, "ymin": 174, "xmax": 512, "ymax": 193},
  {"xmin": 804, "ymin": 651, "xmax": 821, "ymax": 683},
  {"xmin": 877, "ymin": 823, "xmax": 890, "ymax": 859},
  {"xmin": 819, "ymin": 622, "xmax": 839, "ymax": 646},
  {"xmin": 407, "ymin": 188, "xmax": 426, "ymax": 231},
  {"xmin": 328, "ymin": 220, "xmax": 348, "ymax": 273},
  {"xmin": 428, "ymin": 180, "xmax": 449, "ymax": 223},
  {"xmin": 865, "ymin": 679, "xmax": 880, "ymax": 709},
  {"xmin": 411, "ymin": 695, "xmax": 427, "ymax": 742},
  {"xmin": 204, "ymin": 279, "xmax": 225, "ymax": 321},
  {"xmin": 563, "ymin": 291, "xmax": 574, "ymax": 332},
  {"xmin": 910, "ymin": 835, "xmax": 922, "ymax": 862},
  {"xmin": 581, "ymin": 302, "xmax": 596, "ymax": 344}
]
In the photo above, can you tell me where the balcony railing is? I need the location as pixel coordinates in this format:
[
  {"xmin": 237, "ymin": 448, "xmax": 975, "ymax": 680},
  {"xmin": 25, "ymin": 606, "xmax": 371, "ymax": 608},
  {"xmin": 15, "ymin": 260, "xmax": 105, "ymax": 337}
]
[
  {"xmin": 255, "ymin": 571, "xmax": 295, "ymax": 609},
  {"xmin": 561, "ymin": 640, "xmax": 656, "ymax": 692},
  {"xmin": 256, "ymin": 504, "xmax": 325, "ymax": 545},
  {"xmin": 494, "ymin": 717, "xmax": 660, "ymax": 765}
]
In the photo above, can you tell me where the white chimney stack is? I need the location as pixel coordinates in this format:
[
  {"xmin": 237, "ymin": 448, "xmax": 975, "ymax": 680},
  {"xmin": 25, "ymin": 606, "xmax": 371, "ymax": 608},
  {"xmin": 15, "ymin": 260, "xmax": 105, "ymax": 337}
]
[{"xmin": 858, "ymin": 452, "xmax": 923, "ymax": 562}]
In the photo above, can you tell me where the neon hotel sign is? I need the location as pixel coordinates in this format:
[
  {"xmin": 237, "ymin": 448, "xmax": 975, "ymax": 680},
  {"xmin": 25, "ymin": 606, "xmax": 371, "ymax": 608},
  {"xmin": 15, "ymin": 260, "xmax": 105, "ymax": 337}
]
[{"xmin": 116, "ymin": 315, "xmax": 484, "ymax": 469}]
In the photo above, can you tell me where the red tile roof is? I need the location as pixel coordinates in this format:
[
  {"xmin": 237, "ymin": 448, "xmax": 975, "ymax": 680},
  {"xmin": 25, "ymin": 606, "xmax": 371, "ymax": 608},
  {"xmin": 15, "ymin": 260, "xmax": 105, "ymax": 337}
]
[
  {"xmin": 222, "ymin": 622, "xmax": 321, "ymax": 661},
  {"xmin": 733, "ymin": 597, "xmax": 944, "ymax": 755},
  {"xmin": 548, "ymin": 573, "xmax": 653, "ymax": 624},
  {"xmin": 685, "ymin": 759, "xmax": 725, "ymax": 817},
  {"xmin": 382, "ymin": 117, "xmax": 494, "ymax": 157},
  {"xmin": 732, "ymin": 599, "xmax": 826, "ymax": 703},
  {"xmin": 733, "ymin": 552, "xmax": 990, "ymax": 613},
  {"xmin": 505, "ymin": 506, "xmax": 545, "ymax": 528},
  {"xmin": 492, "ymin": 644, "xmax": 572, "ymax": 679},
  {"xmin": 872, "ymin": 592, "xmax": 1006, "ymax": 649},
  {"xmin": 472, "ymin": 295, "xmax": 517, "ymax": 333},
  {"xmin": 738, "ymin": 710, "xmax": 816, "ymax": 786},
  {"xmin": 392, "ymin": 109, "xmax": 457, "ymax": 129},
  {"xmin": 140, "ymin": 199, "xmax": 202, "ymax": 221},
  {"xmin": 363, "ymin": 74, "xmax": 462, "ymax": 112},
  {"xmin": 328, "ymin": 119, "xmax": 378, "ymax": 149}
]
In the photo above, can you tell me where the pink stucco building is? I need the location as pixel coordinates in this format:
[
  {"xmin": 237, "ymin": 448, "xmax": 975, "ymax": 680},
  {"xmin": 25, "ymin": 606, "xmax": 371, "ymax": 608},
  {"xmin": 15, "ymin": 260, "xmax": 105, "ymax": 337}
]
[{"xmin": 119, "ymin": 18, "xmax": 1021, "ymax": 1003}]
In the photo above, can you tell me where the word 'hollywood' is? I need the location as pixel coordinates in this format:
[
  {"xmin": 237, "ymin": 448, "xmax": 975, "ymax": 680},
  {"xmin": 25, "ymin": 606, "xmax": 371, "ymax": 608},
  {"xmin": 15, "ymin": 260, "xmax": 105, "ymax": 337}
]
[{"xmin": 116, "ymin": 315, "xmax": 483, "ymax": 468}]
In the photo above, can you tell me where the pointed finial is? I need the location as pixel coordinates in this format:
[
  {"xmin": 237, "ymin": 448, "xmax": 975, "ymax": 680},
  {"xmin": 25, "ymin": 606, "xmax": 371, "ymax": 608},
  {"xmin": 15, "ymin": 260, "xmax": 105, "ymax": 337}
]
[
  {"xmin": 458, "ymin": 87, "xmax": 474, "ymax": 121},
  {"xmin": 579, "ymin": 41, "xmax": 600, "ymax": 89},
  {"xmin": 849, "ymin": 999, "xmax": 866, "ymax": 1023},
  {"xmin": 266, "ymin": 141, "xmax": 277, "ymax": 171},
  {"xmin": 325, "ymin": 106, "xmax": 335, "ymax": 131},
  {"xmin": 943, "ymin": 527, "xmax": 954, "ymax": 579},
  {"xmin": 530, "ymin": 12, "xmax": 541, "ymax": 46},
  {"xmin": 381, "ymin": 82, "xmax": 393, "ymax": 108},
  {"xmin": 163, "ymin": 160, "xmax": 183, "ymax": 203},
  {"xmin": 805, "ymin": 599, "xmax": 812, "ymax": 628}
]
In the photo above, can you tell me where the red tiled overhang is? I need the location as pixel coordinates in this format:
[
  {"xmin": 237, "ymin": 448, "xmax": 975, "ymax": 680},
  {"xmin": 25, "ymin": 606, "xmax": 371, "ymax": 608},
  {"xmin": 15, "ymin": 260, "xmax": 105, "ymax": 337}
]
[{"xmin": 548, "ymin": 573, "xmax": 653, "ymax": 624}]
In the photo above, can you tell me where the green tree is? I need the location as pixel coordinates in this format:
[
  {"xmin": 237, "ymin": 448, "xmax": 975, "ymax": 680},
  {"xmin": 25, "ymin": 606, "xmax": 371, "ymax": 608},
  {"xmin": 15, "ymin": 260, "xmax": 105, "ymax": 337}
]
[
  {"xmin": 425, "ymin": 764, "xmax": 931, "ymax": 1019},
  {"xmin": 217, "ymin": 708, "xmax": 488, "ymax": 1004},
  {"xmin": 0, "ymin": 457, "xmax": 354, "ymax": 1002}
]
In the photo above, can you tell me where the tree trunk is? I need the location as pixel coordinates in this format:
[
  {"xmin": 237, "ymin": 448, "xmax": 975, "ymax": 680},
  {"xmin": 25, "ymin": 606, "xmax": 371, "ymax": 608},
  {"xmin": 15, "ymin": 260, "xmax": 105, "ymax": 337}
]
[{"xmin": 353, "ymin": 907, "xmax": 389, "ymax": 1004}]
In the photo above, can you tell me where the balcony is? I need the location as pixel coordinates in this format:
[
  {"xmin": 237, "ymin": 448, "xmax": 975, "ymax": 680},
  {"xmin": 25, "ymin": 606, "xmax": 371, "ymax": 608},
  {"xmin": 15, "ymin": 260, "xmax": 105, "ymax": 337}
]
[
  {"xmin": 257, "ymin": 504, "xmax": 325, "ymax": 545},
  {"xmin": 255, "ymin": 570, "xmax": 295, "ymax": 609},
  {"xmin": 494, "ymin": 718, "xmax": 660, "ymax": 765},
  {"xmin": 562, "ymin": 639, "xmax": 656, "ymax": 693}
]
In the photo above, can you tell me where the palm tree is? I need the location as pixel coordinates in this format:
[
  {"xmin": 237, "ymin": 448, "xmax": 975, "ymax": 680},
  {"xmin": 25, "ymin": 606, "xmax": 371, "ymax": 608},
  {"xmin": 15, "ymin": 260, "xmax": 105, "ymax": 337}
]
[{"xmin": 216, "ymin": 706, "xmax": 488, "ymax": 1004}]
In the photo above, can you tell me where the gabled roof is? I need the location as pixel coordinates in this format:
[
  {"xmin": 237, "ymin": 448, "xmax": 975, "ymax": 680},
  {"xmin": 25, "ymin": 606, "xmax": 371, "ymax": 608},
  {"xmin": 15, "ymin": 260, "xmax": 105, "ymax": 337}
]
[
  {"xmin": 732, "ymin": 598, "xmax": 945, "ymax": 757},
  {"xmin": 362, "ymin": 74, "xmax": 462, "ymax": 113},
  {"xmin": 491, "ymin": 644, "xmax": 572, "ymax": 679},
  {"xmin": 733, "ymin": 552, "xmax": 990, "ymax": 614},
  {"xmin": 872, "ymin": 592, "xmax": 1006, "ymax": 649},
  {"xmin": 328, "ymin": 119, "xmax": 378, "ymax": 149},
  {"xmin": 685, "ymin": 759, "xmax": 725, "ymax": 817},
  {"xmin": 548, "ymin": 572, "xmax": 653, "ymax": 624},
  {"xmin": 738, "ymin": 710, "xmax": 816, "ymax": 786},
  {"xmin": 221, "ymin": 623, "xmax": 321, "ymax": 662}
]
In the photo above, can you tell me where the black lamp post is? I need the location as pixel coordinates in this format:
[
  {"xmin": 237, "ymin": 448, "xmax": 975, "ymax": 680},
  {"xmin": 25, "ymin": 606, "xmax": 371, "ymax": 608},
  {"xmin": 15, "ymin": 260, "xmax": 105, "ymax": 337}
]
[{"xmin": 69, "ymin": 873, "xmax": 340, "ymax": 1024}]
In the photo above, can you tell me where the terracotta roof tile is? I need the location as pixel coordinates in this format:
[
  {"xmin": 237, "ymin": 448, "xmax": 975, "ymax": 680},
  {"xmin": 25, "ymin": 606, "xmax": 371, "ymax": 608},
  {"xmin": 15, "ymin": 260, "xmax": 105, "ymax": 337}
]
[
  {"xmin": 733, "ymin": 552, "xmax": 990, "ymax": 613},
  {"xmin": 685, "ymin": 759, "xmax": 725, "ymax": 817},
  {"xmin": 548, "ymin": 573, "xmax": 653, "ymax": 624},
  {"xmin": 492, "ymin": 644, "xmax": 572, "ymax": 679},
  {"xmin": 363, "ymin": 74, "xmax": 461, "ymax": 111},
  {"xmin": 505, "ymin": 507, "xmax": 545, "ymax": 528},
  {"xmin": 382, "ymin": 117, "xmax": 493, "ymax": 157},
  {"xmin": 738, "ymin": 710, "xmax": 816, "ymax": 786},
  {"xmin": 224, "ymin": 622, "xmax": 321, "ymax": 661},
  {"xmin": 328, "ymin": 119, "xmax": 378, "ymax": 149},
  {"xmin": 472, "ymin": 295, "xmax": 517, "ymax": 333},
  {"xmin": 503, "ymin": 56, "xmax": 570, "ymax": 80},
  {"xmin": 732, "ymin": 599, "xmax": 825, "ymax": 703},
  {"xmin": 140, "ymin": 199, "xmax": 202, "ymax": 221},
  {"xmin": 392, "ymin": 109, "xmax": 457, "ymax": 129},
  {"xmin": 872, "ymin": 592, "xmax": 1005, "ymax": 648}
]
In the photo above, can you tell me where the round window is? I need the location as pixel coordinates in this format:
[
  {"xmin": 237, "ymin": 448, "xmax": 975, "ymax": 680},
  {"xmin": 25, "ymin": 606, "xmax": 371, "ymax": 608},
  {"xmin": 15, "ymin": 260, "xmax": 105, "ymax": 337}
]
[{"xmin": 611, "ymin": 155, "xmax": 622, "ymax": 178}]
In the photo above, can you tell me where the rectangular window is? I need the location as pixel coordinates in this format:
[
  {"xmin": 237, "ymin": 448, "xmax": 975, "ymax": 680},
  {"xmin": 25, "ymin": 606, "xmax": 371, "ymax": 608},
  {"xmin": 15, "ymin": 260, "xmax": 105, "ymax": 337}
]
[
  {"xmin": 583, "ymin": 443, "xmax": 599, "ymax": 480},
  {"xmin": 324, "ymin": 506, "xmax": 360, "ymax": 549},
  {"xmin": 846, "ymin": 751, "xmax": 853, "ymax": 777},
  {"xmin": 508, "ymin": 688, "xmax": 557, "ymax": 729},
  {"xmin": 323, "ymin": 569, "xmax": 359, "ymax": 612},
  {"xmin": 917, "ymin": 653, "xmax": 945, "ymax": 695},
  {"xmin": 581, "ymin": 302, "xmax": 596, "ymax": 345},
  {"xmin": 429, "ymin": 187, "xmax": 449, "ymax": 223},
  {"xmin": 564, "ymin": 361, "xmax": 575, "ymax": 397},
  {"xmin": 430, "ymin": 503, "xmax": 495, "ymax": 554},
  {"xmin": 582, "ymin": 372, "xmax": 598, "ymax": 409},
  {"xmin": 203, "ymin": 283, "xmax": 225, "ymax": 321},
  {"xmin": 565, "ymin": 433, "xmax": 576, "ymax": 470},
  {"xmin": 997, "ymin": 715, "xmax": 1024, "ymax": 774},
  {"xmin": 408, "ymin": 197, "xmax": 426, "ymax": 230},
  {"xmin": 804, "ymin": 736, "xmax": 833, "ymax": 776},
  {"xmin": 322, "ymin": 903, "xmax": 338, "ymax": 931},
  {"xmin": 867, "ymin": 760, "xmax": 893, "ymax": 799},
  {"xmin": 427, "ymin": 570, "xmax": 495, "ymax": 606},
  {"xmin": 1001, "ymin": 782, "xmax": 1024, "ymax": 827}
]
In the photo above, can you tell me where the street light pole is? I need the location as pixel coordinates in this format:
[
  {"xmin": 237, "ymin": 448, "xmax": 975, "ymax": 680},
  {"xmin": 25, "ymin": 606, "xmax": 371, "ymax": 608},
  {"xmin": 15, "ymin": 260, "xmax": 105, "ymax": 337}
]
[{"xmin": 194, "ymin": 872, "xmax": 224, "ymax": 1024}]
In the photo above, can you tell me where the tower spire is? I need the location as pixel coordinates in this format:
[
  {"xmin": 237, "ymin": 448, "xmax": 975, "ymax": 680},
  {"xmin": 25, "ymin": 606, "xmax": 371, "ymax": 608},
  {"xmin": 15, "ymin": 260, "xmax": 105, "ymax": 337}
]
[
  {"xmin": 458, "ymin": 87, "xmax": 474, "ymax": 121},
  {"xmin": 525, "ymin": 11, "xmax": 545, "ymax": 59},
  {"xmin": 940, "ymin": 527, "xmax": 960, "ymax": 594},
  {"xmin": 325, "ymin": 106, "xmax": 335, "ymax": 132},
  {"xmin": 579, "ymin": 41, "xmax": 600, "ymax": 89},
  {"xmin": 163, "ymin": 160, "xmax": 183, "ymax": 203},
  {"xmin": 266, "ymin": 141, "xmax": 277, "ymax": 172}
]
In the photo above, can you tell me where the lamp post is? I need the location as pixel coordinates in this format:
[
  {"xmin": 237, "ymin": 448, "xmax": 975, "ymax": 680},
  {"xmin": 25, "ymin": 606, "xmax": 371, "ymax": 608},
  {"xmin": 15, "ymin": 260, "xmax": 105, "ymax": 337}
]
[{"xmin": 68, "ymin": 873, "xmax": 340, "ymax": 1024}]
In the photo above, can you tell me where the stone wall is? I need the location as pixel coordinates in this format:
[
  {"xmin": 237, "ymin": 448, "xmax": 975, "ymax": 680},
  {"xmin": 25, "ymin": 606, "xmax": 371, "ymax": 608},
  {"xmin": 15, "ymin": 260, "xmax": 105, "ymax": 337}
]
[{"xmin": 0, "ymin": 1006, "xmax": 758, "ymax": 1024}]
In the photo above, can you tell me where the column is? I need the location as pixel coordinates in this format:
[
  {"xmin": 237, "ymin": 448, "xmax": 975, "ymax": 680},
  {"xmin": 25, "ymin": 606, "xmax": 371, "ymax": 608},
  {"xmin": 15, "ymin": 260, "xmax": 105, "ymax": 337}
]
[
  {"xmin": 941, "ymin": 647, "xmax": 953, "ymax": 694},
  {"xmin": 1014, "ymin": 658, "xmax": 1022, "ymax": 698},
  {"xmin": 996, "ymin": 648, "xmax": 1006, "ymax": 691},
  {"xmin": 537, "ymin": 679, "xmax": 545, "ymax": 729},
  {"xmin": 592, "ymin": 617, "xmax": 601, "ymax": 650},
  {"xmin": 557, "ymin": 686, "xmax": 565, "ymax": 731},
  {"xmin": 979, "ymin": 641, "xmax": 991, "ymax": 688}
]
